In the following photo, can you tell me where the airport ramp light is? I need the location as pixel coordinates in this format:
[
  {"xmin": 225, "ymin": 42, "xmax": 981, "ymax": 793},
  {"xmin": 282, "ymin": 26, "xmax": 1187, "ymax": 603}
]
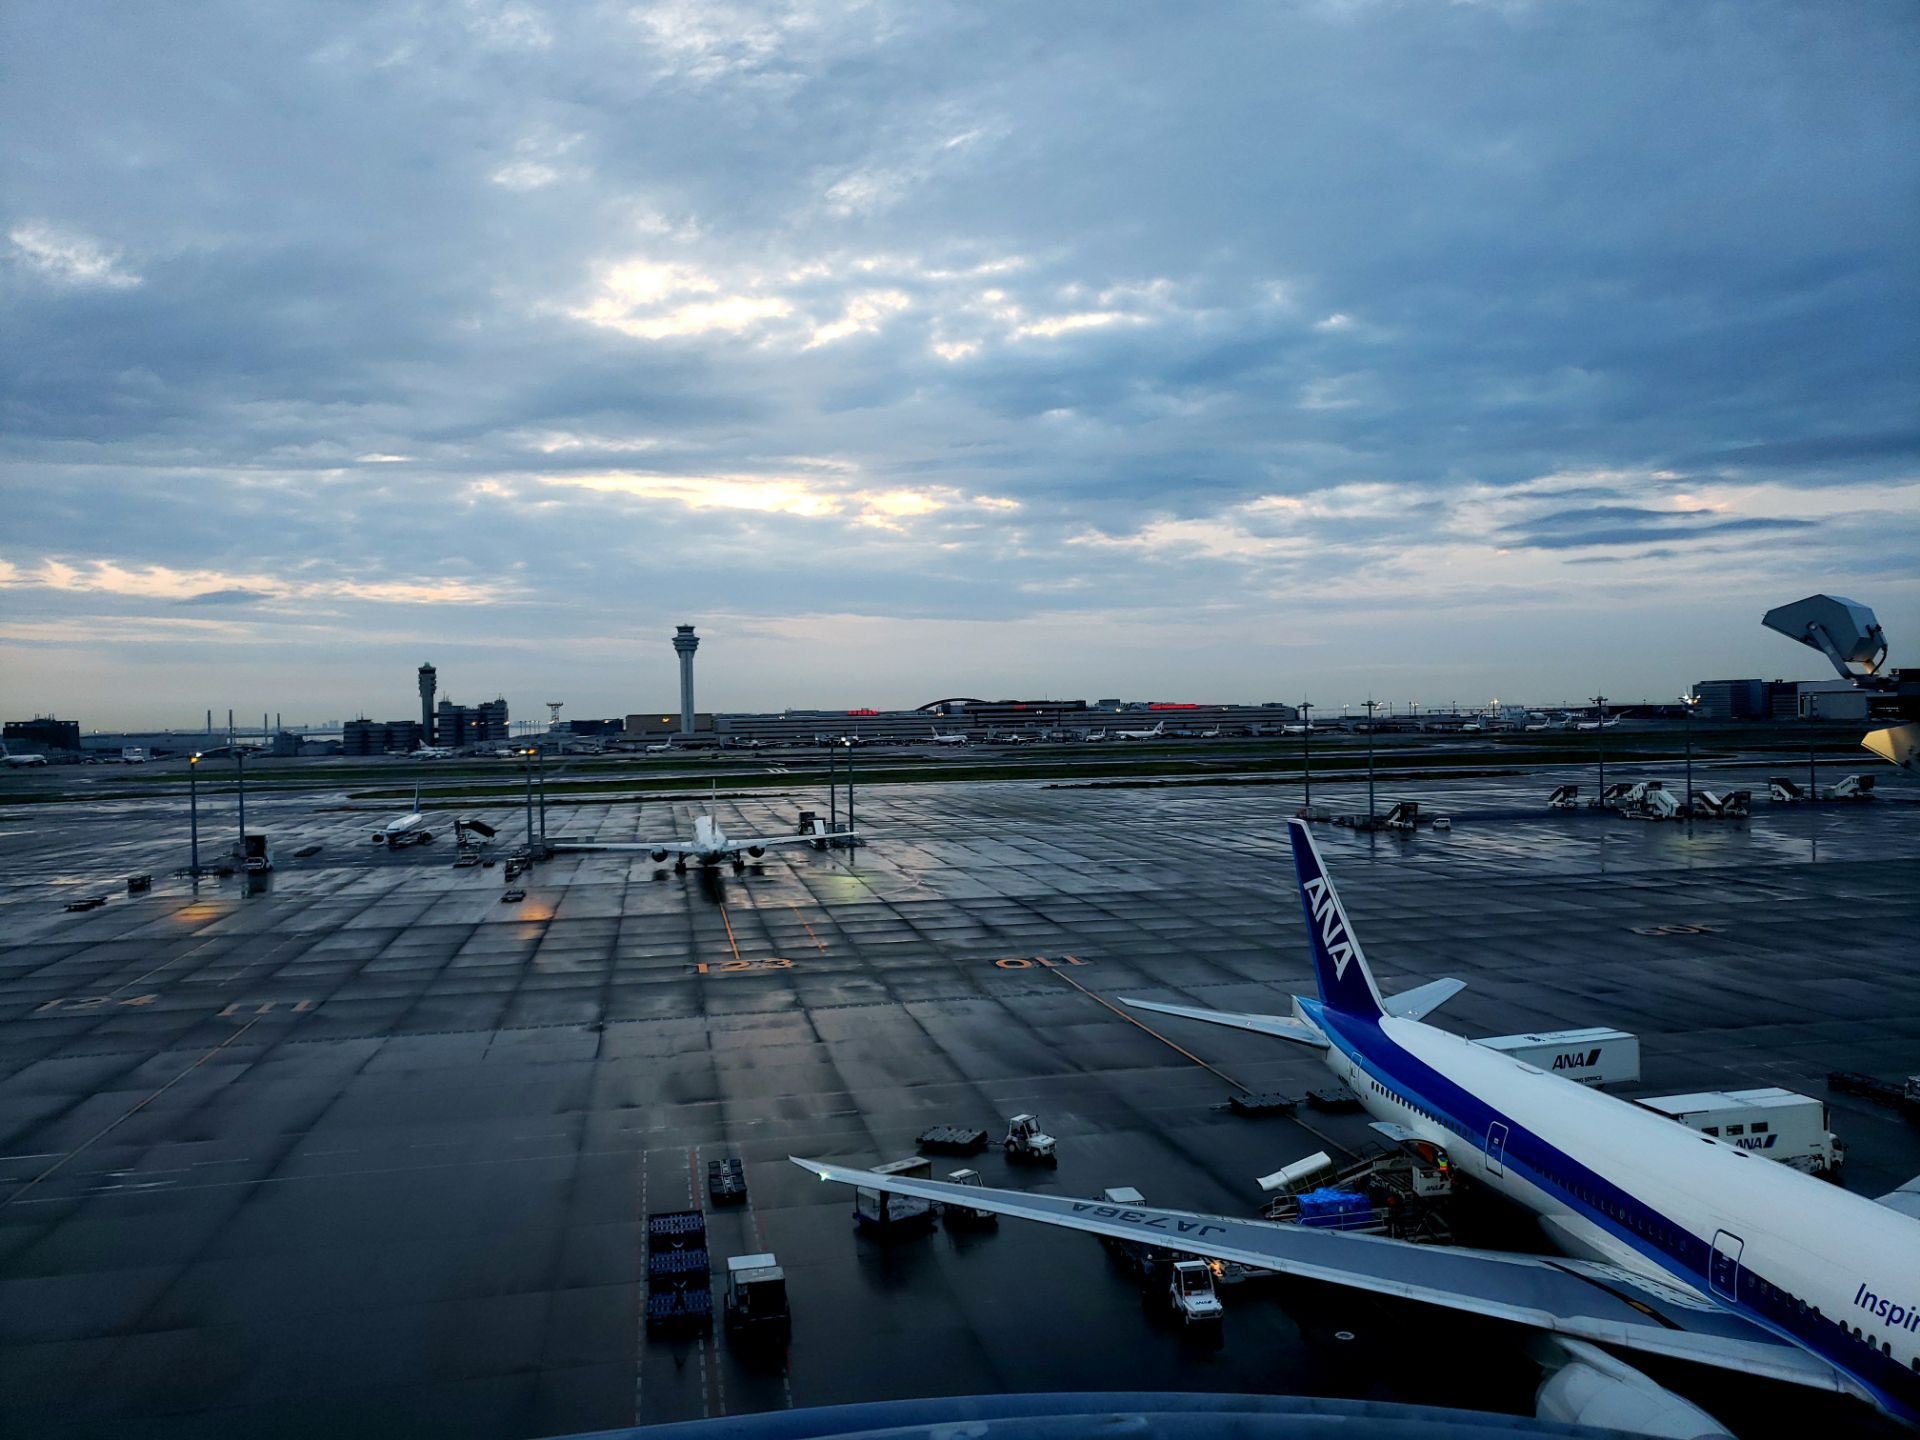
[{"xmin": 1762, "ymin": 594, "xmax": 1888, "ymax": 680}]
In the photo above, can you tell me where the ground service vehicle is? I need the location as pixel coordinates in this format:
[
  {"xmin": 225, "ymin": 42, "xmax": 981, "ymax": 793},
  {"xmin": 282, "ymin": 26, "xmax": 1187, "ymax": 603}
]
[
  {"xmin": 1635, "ymin": 1089, "xmax": 1845, "ymax": 1176},
  {"xmin": 942, "ymin": 1169, "xmax": 996, "ymax": 1226},
  {"xmin": 1003, "ymin": 1113, "xmax": 1057, "ymax": 1164},
  {"xmin": 1167, "ymin": 1259, "xmax": 1223, "ymax": 1325},
  {"xmin": 722, "ymin": 1253, "xmax": 790, "ymax": 1342},
  {"xmin": 1470, "ymin": 1028, "xmax": 1641, "ymax": 1088},
  {"xmin": 854, "ymin": 1156, "xmax": 934, "ymax": 1231}
]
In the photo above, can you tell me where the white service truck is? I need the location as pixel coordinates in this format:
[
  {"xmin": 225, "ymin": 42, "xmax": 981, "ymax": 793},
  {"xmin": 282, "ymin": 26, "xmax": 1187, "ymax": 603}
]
[
  {"xmin": 1633, "ymin": 1088, "xmax": 1844, "ymax": 1176},
  {"xmin": 1471, "ymin": 1028, "xmax": 1641, "ymax": 1088},
  {"xmin": 853, "ymin": 1156, "xmax": 935, "ymax": 1231}
]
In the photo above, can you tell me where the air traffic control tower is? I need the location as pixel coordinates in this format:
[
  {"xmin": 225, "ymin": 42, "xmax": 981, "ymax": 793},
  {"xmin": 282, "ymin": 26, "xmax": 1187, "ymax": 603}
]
[
  {"xmin": 418, "ymin": 663, "xmax": 437, "ymax": 743},
  {"xmin": 673, "ymin": 626, "xmax": 700, "ymax": 734}
]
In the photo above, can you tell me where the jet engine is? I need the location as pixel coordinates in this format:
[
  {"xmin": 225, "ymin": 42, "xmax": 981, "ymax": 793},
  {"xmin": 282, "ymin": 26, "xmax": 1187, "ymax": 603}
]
[
  {"xmin": 747, "ymin": 845, "xmax": 766, "ymax": 858},
  {"xmin": 651, "ymin": 849, "xmax": 669, "ymax": 863},
  {"xmin": 1532, "ymin": 1337, "xmax": 1731, "ymax": 1439}
]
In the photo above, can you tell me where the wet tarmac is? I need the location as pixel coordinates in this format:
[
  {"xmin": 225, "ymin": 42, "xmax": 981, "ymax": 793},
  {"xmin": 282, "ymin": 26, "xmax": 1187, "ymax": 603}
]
[{"xmin": 1, "ymin": 756, "xmax": 1917, "ymax": 1438}]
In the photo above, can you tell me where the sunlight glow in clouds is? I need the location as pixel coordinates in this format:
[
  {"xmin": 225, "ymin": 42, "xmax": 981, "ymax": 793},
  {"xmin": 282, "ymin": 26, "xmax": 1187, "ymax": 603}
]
[{"xmin": 9, "ymin": 223, "xmax": 141, "ymax": 288}]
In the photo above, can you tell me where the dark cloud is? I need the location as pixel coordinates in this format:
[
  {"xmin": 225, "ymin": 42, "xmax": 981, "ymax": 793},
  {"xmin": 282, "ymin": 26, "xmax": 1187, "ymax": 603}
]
[
  {"xmin": 1, "ymin": 0, "xmax": 1914, "ymax": 720},
  {"xmin": 1505, "ymin": 516, "xmax": 1818, "ymax": 552},
  {"xmin": 176, "ymin": 588, "xmax": 273, "ymax": 606}
]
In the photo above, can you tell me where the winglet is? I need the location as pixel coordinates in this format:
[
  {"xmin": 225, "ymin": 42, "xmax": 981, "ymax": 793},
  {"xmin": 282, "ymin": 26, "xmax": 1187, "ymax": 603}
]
[{"xmin": 1288, "ymin": 819, "xmax": 1385, "ymax": 1021}]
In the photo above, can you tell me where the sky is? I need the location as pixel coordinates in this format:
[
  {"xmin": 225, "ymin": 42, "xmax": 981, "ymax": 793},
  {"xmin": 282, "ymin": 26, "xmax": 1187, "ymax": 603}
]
[{"xmin": 3, "ymin": 1, "xmax": 1916, "ymax": 729}]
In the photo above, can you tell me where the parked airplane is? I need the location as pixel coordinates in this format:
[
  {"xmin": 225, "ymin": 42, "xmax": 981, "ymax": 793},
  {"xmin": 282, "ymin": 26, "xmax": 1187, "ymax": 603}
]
[
  {"xmin": 795, "ymin": 820, "xmax": 1920, "ymax": 1430},
  {"xmin": 1278, "ymin": 722, "xmax": 1317, "ymax": 736},
  {"xmin": 645, "ymin": 740, "xmax": 676, "ymax": 754},
  {"xmin": 371, "ymin": 787, "xmax": 435, "ymax": 847},
  {"xmin": 1198, "ymin": 726, "xmax": 1223, "ymax": 739},
  {"xmin": 929, "ymin": 726, "xmax": 969, "ymax": 747},
  {"xmin": 1081, "ymin": 728, "xmax": 1110, "ymax": 743},
  {"xmin": 1114, "ymin": 721, "xmax": 1166, "ymax": 741},
  {"xmin": 409, "ymin": 745, "xmax": 456, "ymax": 760},
  {"xmin": 0, "ymin": 744, "xmax": 48, "ymax": 768},
  {"xmin": 592, "ymin": 791, "xmax": 856, "ymax": 872},
  {"xmin": 1575, "ymin": 717, "xmax": 1622, "ymax": 732}
]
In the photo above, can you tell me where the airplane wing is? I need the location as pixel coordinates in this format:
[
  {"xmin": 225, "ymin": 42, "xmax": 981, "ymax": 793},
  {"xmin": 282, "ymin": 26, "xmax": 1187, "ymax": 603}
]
[
  {"xmin": 1118, "ymin": 997, "xmax": 1327, "ymax": 1049},
  {"xmin": 1876, "ymin": 1175, "xmax": 1920, "ymax": 1220},
  {"xmin": 1384, "ymin": 978, "xmax": 1466, "ymax": 1021},
  {"xmin": 560, "ymin": 841, "xmax": 705, "ymax": 856},
  {"xmin": 733, "ymin": 833, "xmax": 852, "ymax": 851},
  {"xmin": 787, "ymin": 1158, "xmax": 1854, "ymax": 1398}
]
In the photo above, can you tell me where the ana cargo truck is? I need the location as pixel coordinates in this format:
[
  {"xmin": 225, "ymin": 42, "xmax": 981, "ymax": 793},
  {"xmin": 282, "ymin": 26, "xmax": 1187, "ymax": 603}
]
[
  {"xmin": 1470, "ymin": 1027, "xmax": 1640, "ymax": 1087},
  {"xmin": 1634, "ymin": 1089, "xmax": 1844, "ymax": 1176}
]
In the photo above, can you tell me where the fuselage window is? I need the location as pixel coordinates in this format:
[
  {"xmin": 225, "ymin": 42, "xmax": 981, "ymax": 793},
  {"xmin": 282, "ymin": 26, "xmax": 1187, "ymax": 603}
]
[{"xmin": 1751, "ymin": 1122, "xmax": 1768, "ymax": 1134}]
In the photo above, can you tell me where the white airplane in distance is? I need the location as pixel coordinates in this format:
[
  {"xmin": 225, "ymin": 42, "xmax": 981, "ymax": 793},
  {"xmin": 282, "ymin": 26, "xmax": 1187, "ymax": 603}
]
[
  {"xmin": 796, "ymin": 820, "xmax": 1920, "ymax": 1431},
  {"xmin": 410, "ymin": 745, "xmax": 456, "ymax": 760},
  {"xmin": 1575, "ymin": 717, "xmax": 1623, "ymax": 732},
  {"xmin": 594, "ymin": 798, "xmax": 851, "ymax": 872},
  {"xmin": 0, "ymin": 744, "xmax": 48, "ymax": 768},
  {"xmin": 1114, "ymin": 720, "xmax": 1166, "ymax": 741},
  {"xmin": 928, "ymin": 726, "xmax": 969, "ymax": 747},
  {"xmin": 1198, "ymin": 725, "xmax": 1223, "ymax": 739},
  {"xmin": 1278, "ymin": 722, "xmax": 1317, "ymax": 736},
  {"xmin": 645, "ymin": 740, "xmax": 676, "ymax": 754},
  {"xmin": 1081, "ymin": 728, "xmax": 1110, "ymax": 743},
  {"xmin": 371, "ymin": 787, "xmax": 435, "ymax": 847}
]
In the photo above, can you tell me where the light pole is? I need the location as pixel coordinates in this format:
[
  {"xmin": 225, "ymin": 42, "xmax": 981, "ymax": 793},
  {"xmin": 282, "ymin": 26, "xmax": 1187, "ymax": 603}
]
[
  {"xmin": 189, "ymin": 753, "xmax": 201, "ymax": 876},
  {"xmin": 1362, "ymin": 698, "xmax": 1380, "ymax": 824},
  {"xmin": 1299, "ymin": 700, "xmax": 1314, "ymax": 811},
  {"xmin": 536, "ymin": 745, "xmax": 547, "ymax": 851},
  {"xmin": 1679, "ymin": 692, "xmax": 1700, "ymax": 815},
  {"xmin": 523, "ymin": 747, "xmax": 536, "ymax": 853},
  {"xmin": 827, "ymin": 740, "xmax": 838, "ymax": 830},
  {"xmin": 845, "ymin": 739, "xmax": 856, "ymax": 833},
  {"xmin": 1591, "ymin": 694, "xmax": 1608, "ymax": 803},
  {"xmin": 234, "ymin": 748, "xmax": 248, "ymax": 861}
]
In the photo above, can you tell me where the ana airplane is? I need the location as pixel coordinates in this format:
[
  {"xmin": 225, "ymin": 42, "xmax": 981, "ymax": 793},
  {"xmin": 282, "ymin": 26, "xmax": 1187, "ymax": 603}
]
[
  {"xmin": 1199, "ymin": 726, "xmax": 1223, "ymax": 739},
  {"xmin": 795, "ymin": 820, "xmax": 1920, "ymax": 1431},
  {"xmin": 1081, "ymin": 728, "xmax": 1110, "ymax": 743},
  {"xmin": 371, "ymin": 787, "xmax": 435, "ymax": 847},
  {"xmin": 409, "ymin": 745, "xmax": 456, "ymax": 760},
  {"xmin": 1575, "ymin": 717, "xmax": 1622, "ymax": 732},
  {"xmin": 1278, "ymin": 722, "xmax": 1317, "ymax": 736},
  {"xmin": 1114, "ymin": 721, "xmax": 1166, "ymax": 741},
  {"xmin": 929, "ymin": 726, "xmax": 969, "ymax": 747},
  {"xmin": 645, "ymin": 740, "xmax": 676, "ymax": 754},
  {"xmin": 0, "ymin": 744, "xmax": 48, "ymax": 768}
]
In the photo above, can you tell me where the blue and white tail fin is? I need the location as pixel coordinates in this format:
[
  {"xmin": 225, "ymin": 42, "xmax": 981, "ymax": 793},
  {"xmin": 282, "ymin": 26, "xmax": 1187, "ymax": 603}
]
[{"xmin": 1288, "ymin": 819, "xmax": 1386, "ymax": 1022}]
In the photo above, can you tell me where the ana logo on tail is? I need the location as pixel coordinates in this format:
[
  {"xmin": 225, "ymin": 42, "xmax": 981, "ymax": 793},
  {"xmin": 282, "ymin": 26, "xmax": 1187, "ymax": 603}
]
[{"xmin": 1301, "ymin": 876, "xmax": 1357, "ymax": 981}]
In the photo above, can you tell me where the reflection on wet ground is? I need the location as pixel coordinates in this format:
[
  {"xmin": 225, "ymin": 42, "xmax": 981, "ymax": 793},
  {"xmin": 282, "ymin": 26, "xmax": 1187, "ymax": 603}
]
[{"xmin": 1, "ymin": 757, "xmax": 1916, "ymax": 1438}]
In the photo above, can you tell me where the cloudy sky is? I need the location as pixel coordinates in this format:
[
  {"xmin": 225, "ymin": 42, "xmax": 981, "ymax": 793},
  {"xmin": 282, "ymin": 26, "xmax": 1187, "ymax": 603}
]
[{"xmin": 4, "ymin": 1, "xmax": 1915, "ymax": 728}]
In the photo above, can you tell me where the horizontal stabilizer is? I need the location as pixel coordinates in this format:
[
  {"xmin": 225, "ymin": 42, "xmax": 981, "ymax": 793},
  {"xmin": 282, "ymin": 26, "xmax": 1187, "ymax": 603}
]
[
  {"xmin": 1118, "ymin": 997, "xmax": 1327, "ymax": 1049},
  {"xmin": 1385, "ymin": 978, "xmax": 1466, "ymax": 1021}
]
